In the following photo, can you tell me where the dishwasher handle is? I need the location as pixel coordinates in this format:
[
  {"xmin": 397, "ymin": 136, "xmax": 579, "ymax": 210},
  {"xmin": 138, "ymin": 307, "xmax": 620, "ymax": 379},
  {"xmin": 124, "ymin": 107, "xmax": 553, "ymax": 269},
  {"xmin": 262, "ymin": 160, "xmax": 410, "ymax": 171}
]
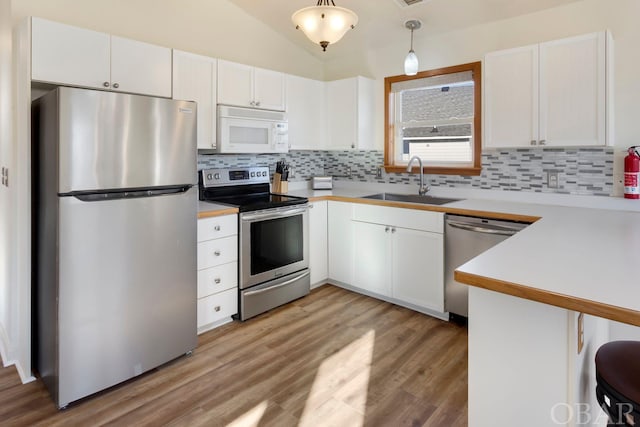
[{"xmin": 446, "ymin": 220, "xmax": 522, "ymax": 236}]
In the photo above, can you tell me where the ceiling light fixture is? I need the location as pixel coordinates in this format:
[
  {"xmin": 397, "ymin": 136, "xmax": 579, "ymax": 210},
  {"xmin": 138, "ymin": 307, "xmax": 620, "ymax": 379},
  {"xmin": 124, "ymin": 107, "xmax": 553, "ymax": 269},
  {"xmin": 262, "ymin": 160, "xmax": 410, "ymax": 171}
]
[
  {"xmin": 404, "ymin": 19, "xmax": 421, "ymax": 76},
  {"xmin": 292, "ymin": 0, "xmax": 358, "ymax": 52}
]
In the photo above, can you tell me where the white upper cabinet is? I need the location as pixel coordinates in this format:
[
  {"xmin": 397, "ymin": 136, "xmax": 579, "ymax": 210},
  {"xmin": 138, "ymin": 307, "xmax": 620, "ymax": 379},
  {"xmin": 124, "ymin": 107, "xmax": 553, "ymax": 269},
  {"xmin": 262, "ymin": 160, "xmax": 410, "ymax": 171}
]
[
  {"xmin": 484, "ymin": 45, "xmax": 539, "ymax": 148},
  {"xmin": 31, "ymin": 17, "xmax": 172, "ymax": 98},
  {"xmin": 31, "ymin": 17, "xmax": 110, "ymax": 90},
  {"xmin": 327, "ymin": 76, "xmax": 375, "ymax": 150},
  {"xmin": 217, "ymin": 60, "xmax": 285, "ymax": 111},
  {"xmin": 173, "ymin": 51, "xmax": 217, "ymax": 150},
  {"xmin": 286, "ymin": 74, "xmax": 327, "ymax": 150},
  {"xmin": 110, "ymin": 36, "xmax": 172, "ymax": 98},
  {"xmin": 484, "ymin": 31, "xmax": 612, "ymax": 148}
]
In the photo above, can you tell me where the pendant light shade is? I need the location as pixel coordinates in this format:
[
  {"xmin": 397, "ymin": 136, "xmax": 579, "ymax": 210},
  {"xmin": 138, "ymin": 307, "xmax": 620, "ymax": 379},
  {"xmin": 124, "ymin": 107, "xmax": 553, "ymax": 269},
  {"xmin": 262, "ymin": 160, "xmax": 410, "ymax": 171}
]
[
  {"xmin": 292, "ymin": 0, "xmax": 358, "ymax": 51},
  {"xmin": 404, "ymin": 20, "xmax": 422, "ymax": 76},
  {"xmin": 404, "ymin": 51, "xmax": 419, "ymax": 76}
]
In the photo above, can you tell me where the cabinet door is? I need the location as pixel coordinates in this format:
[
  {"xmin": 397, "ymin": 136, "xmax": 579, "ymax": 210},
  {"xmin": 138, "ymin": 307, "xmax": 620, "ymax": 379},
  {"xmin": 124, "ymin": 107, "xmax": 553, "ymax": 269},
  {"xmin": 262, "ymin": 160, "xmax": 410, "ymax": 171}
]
[
  {"xmin": 173, "ymin": 51, "xmax": 216, "ymax": 150},
  {"xmin": 31, "ymin": 17, "xmax": 110, "ymax": 89},
  {"xmin": 327, "ymin": 78, "xmax": 357, "ymax": 150},
  {"xmin": 539, "ymin": 32, "xmax": 606, "ymax": 146},
  {"xmin": 110, "ymin": 36, "xmax": 172, "ymax": 98},
  {"xmin": 484, "ymin": 45, "xmax": 539, "ymax": 148},
  {"xmin": 356, "ymin": 76, "xmax": 376, "ymax": 150},
  {"xmin": 254, "ymin": 67, "xmax": 285, "ymax": 111},
  {"xmin": 217, "ymin": 60, "xmax": 253, "ymax": 108},
  {"xmin": 352, "ymin": 221, "xmax": 391, "ymax": 297},
  {"xmin": 309, "ymin": 201, "xmax": 328, "ymax": 286},
  {"xmin": 286, "ymin": 74, "xmax": 327, "ymax": 149},
  {"xmin": 392, "ymin": 227, "xmax": 444, "ymax": 312},
  {"xmin": 328, "ymin": 201, "xmax": 353, "ymax": 285}
]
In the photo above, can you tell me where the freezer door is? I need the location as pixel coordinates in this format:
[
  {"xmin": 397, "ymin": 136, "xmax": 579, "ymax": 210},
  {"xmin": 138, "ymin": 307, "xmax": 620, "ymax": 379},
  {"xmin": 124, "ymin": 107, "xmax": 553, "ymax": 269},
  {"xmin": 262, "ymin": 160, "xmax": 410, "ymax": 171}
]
[
  {"xmin": 56, "ymin": 87, "xmax": 196, "ymax": 193},
  {"xmin": 56, "ymin": 188, "xmax": 197, "ymax": 407}
]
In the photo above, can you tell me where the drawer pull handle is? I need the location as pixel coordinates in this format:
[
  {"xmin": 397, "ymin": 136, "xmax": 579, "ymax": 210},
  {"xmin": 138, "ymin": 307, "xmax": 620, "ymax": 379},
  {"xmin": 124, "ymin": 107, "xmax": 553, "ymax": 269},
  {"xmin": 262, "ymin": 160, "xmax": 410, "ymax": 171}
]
[
  {"xmin": 391, "ymin": 228, "xmax": 396, "ymax": 233},
  {"xmin": 214, "ymin": 278, "xmax": 221, "ymax": 284},
  {"xmin": 214, "ymin": 250, "xmax": 221, "ymax": 257},
  {"xmin": 112, "ymin": 83, "xmax": 120, "ymax": 89},
  {"xmin": 385, "ymin": 227, "xmax": 390, "ymax": 233},
  {"xmin": 214, "ymin": 306, "xmax": 221, "ymax": 312},
  {"xmin": 214, "ymin": 225, "xmax": 221, "ymax": 231}
]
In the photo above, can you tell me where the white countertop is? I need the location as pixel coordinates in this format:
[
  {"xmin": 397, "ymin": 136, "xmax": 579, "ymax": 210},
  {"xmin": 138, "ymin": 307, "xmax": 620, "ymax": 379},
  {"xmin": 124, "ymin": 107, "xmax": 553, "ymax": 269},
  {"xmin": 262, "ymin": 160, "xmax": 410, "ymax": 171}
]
[{"xmin": 287, "ymin": 182, "xmax": 640, "ymax": 326}]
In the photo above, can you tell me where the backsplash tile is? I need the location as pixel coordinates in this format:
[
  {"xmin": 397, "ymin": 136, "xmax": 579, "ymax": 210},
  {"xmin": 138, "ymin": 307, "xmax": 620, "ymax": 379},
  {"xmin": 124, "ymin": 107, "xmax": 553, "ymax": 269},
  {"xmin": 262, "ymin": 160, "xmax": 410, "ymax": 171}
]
[{"xmin": 198, "ymin": 147, "xmax": 614, "ymax": 196}]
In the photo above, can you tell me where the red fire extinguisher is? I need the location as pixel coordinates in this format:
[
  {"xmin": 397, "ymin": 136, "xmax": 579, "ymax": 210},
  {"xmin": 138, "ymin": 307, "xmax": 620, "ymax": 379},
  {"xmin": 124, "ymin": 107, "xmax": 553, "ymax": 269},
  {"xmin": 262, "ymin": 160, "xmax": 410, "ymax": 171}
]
[{"xmin": 624, "ymin": 146, "xmax": 640, "ymax": 199}]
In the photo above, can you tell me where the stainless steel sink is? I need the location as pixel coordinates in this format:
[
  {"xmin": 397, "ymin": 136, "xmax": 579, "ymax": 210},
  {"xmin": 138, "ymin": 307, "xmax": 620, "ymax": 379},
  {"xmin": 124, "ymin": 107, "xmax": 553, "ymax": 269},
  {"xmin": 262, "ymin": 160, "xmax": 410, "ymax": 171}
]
[{"xmin": 362, "ymin": 193, "xmax": 462, "ymax": 205}]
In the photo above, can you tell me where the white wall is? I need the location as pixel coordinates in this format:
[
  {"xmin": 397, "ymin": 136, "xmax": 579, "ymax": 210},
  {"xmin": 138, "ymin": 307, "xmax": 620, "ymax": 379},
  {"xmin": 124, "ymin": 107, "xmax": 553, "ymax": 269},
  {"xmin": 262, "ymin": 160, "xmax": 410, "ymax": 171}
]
[
  {"xmin": 325, "ymin": 0, "xmax": 639, "ymax": 179},
  {"xmin": 0, "ymin": 0, "xmax": 14, "ymax": 368},
  {"xmin": 11, "ymin": 0, "xmax": 324, "ymax": 80}
]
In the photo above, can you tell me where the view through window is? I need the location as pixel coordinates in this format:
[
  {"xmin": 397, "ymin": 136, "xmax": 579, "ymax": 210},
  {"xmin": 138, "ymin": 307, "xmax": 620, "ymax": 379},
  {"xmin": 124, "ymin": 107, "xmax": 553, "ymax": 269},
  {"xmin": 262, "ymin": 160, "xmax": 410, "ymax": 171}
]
[{"xmin": 384, "ymin": 62, "xmax": 482, "ymax": 175}]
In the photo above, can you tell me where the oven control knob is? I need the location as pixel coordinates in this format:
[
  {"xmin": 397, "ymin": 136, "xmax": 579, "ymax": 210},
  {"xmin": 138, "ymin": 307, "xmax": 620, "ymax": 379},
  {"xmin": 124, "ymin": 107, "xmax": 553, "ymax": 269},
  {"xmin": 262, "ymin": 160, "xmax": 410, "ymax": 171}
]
[
  {"xmin": 251, "ymin": 172, "xmax": 255, "ymax": 177},
  {"xmin": 207, "ymin": 173, "xmax": 213, "ymax": 181},
  {"xmin": 262, "ymin": 171, "xmax": 267, "ymax": 177},
  {"xmin": 214, "ymin": 173, "xmax": 220, "ymax": 180}
]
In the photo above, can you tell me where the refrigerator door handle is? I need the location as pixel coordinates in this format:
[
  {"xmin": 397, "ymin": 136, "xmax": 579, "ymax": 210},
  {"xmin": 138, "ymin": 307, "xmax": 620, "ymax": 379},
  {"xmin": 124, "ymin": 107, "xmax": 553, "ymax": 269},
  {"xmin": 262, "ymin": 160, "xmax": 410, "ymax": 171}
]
[{"xmin": 67, "ymin": 185, "xmax": 193, "ymax": 202}]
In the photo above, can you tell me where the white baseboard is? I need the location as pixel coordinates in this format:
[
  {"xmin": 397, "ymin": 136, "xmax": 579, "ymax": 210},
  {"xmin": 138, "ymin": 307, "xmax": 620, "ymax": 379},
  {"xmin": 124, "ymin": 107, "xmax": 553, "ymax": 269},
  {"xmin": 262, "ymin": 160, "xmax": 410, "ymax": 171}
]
[
  {"xmin": 0, "ymin": 322, "xmax": 14, "ymax": 368},
  {"xmin": 14, "ymin": 360, "xmax": 35, "ymax": 383}
]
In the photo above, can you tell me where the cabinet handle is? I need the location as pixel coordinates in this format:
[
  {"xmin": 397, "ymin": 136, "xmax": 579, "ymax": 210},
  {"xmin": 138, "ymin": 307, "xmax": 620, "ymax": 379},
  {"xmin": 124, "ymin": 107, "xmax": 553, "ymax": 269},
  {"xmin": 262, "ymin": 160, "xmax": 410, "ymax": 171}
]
[
  {"xmin": 214, "ymin": 250, "xmax": 221, "ymax": 257},
  {"xmin": 103, "ymin": 82, "xmax": 110, "ymax": 88},
  {"xmin": 214, "ymin": 278, "xmax": 221, "ymax": 284},
  {"xmin": 539, "ymin": 139, "xmax": 546, "ymax": 146},
  {"xmin": 214, "ymin": 225, "xmax": 221, "ymax": 231},
  {"xmin": 214, "ymin": 306, "xmax": 221, "ymax": 312},
  {"xmin": 530, "ymin": 140, "xmax": 537, "ymax": 146},
  {"xmin": 391, "ymin": 228, "xmax": 396, "ymax": 233},
  {"xmin": 250, "ymin": 101, "xmax": 255, "ymax": 106},
  {"xmin": 309, "ymin": 204, "xmax": 314, "ymax": 209},
  {"xmin": 255, "ymin": 101, "xmax": 261, "ymax": 107},
  {"xmin": 385, "ymin": 226, "xmax": 390, "ymax": 233},
  {"xmin": 112, "ymin": 83, "xmax": 120, "ymax": 89},
  {"xmin": 351, "ymin": 143, "xmax": 355, "ymax": 149}
]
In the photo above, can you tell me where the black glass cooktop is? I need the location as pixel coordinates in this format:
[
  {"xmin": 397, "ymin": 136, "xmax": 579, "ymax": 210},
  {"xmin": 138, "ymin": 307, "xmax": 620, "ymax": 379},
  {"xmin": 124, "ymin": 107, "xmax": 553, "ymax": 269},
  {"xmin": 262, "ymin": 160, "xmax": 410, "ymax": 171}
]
[{"xmin": 205, "ymin": 192, "xmax": 307, "ymax": 212}]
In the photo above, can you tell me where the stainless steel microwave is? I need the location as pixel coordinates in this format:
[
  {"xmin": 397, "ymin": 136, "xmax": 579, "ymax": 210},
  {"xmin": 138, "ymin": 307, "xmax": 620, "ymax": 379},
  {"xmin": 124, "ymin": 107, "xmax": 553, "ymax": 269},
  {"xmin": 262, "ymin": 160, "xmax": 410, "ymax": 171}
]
[{"xmin": 216, "ymin": 105, "xmax": 288, "ymax": 154}]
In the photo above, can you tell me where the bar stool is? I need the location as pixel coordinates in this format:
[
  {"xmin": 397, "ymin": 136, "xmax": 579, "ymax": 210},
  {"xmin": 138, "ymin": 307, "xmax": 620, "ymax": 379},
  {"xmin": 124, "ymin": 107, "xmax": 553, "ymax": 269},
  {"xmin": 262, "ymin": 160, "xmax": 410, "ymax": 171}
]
[{"xmin": 595, "ymin": 341, "xmax": 640, "ymax": 426}]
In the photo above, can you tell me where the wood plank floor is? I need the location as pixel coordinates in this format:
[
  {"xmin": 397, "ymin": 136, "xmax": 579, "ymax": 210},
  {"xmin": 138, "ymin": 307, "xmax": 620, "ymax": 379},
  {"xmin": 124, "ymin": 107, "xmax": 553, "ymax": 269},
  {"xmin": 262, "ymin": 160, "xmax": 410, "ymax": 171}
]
[{"xmin": 0, "ymin": 285, "xmax": 468, "ymax": 426}]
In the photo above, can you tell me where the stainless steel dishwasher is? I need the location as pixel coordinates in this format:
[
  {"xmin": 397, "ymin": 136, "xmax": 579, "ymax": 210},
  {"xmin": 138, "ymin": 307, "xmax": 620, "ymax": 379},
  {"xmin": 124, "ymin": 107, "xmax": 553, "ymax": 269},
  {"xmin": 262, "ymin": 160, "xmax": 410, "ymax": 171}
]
[{"xmin": 445, "ymin": 214, "xmax": 529, "ymax": 319}]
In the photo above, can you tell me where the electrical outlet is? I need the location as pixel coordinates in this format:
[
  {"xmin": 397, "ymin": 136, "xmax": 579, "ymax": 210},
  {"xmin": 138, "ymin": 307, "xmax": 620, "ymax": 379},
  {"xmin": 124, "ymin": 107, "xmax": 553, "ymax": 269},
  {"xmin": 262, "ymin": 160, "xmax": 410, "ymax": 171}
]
[
  {"xmin": 376, "ymin": 166, "xmax": 383, "ymax": 179},
  {"xmin": 547, "ymin": 171, "xmax": 559, "ymax": 188}
]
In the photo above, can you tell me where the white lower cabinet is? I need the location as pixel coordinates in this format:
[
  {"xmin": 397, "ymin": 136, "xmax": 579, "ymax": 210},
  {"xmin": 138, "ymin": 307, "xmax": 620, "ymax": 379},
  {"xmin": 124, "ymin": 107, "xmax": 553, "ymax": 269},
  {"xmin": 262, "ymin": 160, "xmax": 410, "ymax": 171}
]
[
  {"xmin": 309, "ymin": 200, "xmax": 328, "ymax": 286},
  {"xmin": 197, "ymin": 214, "xmax": 238, "ymax": 333},
  {"xmin": 327, "ymin": 201, "xmax": 354, "ymax": 285},
  {"xmin": 328, "ymin": 201, "xmax": 445, "ymax": 318}
]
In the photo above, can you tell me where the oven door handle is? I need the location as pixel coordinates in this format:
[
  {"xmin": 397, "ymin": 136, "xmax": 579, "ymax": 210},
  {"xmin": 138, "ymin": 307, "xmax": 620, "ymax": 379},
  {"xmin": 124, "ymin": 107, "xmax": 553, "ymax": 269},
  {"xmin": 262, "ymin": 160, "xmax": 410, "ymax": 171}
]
[
  {"xmin": 241, "ymin": 206, "xmax": 308, "ymax": 222},
  {"xmin": 243, "ymin": 270, "xmax": 310, "ymax": 296}
]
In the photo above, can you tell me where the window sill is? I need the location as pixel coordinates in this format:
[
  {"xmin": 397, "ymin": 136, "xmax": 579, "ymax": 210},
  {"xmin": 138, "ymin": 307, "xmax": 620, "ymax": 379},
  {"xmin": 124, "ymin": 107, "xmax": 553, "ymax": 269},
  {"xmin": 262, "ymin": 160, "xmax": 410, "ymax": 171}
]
[{"xmin": 384, "ymin": 165, "xmax": 482, "ymax": 176}]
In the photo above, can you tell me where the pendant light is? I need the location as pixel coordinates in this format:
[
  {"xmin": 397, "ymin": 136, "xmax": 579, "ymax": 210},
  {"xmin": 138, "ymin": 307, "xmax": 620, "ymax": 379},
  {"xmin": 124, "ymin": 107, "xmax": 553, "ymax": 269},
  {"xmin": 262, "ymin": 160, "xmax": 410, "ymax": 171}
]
[
  {"xmin": 404, "ymin": 20, "xmax": 422, "ymax": 76},
  {"xmin": 292, "ymin": 0, "xmax": 358, "ymax": 52}
]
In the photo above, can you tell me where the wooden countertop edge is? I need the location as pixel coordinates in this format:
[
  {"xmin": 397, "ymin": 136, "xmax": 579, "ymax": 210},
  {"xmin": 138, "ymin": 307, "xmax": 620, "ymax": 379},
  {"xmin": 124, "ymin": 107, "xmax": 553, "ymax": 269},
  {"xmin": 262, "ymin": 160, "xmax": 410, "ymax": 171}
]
[
  {"xmin": 454, "ymin": 270, "xmax": 640, "ymax": 327},
  {"xmin": 197, "ymin": 207, "xmax": 239, "ymax": 219},
  {"xmin": 311, "ymin": 195, "xmax": 541, "ymax": 223}
]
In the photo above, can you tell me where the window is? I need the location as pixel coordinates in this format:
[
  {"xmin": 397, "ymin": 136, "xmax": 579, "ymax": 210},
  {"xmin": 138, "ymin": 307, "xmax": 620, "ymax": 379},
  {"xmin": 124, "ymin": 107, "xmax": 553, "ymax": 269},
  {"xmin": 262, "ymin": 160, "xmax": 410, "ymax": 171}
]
[{"xmin": 384, "ymin": 62, "xmax": 482, "ymax": 175}]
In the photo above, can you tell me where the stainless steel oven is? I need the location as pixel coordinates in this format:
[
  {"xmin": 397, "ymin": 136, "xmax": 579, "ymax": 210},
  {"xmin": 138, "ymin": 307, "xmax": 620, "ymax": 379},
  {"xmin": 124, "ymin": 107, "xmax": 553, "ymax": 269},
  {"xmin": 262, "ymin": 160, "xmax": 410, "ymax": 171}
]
[
  {"xmin": 240, "ymin": 204, "xmax": 309, "ymax": 288},
  {"xmin": 199, "ymin": 167, "xmax": 311, "ymax": 321}
]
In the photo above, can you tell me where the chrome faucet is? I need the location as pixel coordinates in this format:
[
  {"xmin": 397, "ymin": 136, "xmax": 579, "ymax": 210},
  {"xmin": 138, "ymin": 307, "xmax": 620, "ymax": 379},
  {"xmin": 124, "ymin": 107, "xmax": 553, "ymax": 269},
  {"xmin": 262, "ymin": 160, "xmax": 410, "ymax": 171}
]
[{"xmin": 407, "ymin": 156, "xmax": 429, "ymax": 196}]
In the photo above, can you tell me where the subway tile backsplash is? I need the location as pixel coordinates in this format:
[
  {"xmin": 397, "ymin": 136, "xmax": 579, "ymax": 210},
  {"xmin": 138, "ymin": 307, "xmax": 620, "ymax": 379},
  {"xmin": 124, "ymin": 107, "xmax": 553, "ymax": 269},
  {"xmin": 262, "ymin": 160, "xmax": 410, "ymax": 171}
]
[{"xmin": 198, "ymin": 146, "xmax": 614, "ymax": 196}]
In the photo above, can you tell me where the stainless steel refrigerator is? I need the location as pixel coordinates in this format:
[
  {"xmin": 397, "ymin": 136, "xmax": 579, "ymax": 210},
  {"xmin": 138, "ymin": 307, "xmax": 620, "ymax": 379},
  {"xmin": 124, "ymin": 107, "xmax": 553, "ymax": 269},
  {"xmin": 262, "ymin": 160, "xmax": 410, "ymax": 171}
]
[{"xmin": 32, "ymin": 87, "xmax": 198, "ymax": 408}]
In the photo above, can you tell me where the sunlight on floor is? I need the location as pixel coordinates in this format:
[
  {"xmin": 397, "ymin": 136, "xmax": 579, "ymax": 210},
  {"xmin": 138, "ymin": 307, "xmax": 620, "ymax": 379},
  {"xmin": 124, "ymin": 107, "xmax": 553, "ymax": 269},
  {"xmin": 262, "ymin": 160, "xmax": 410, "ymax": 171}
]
[
  {"xmin": 226, "ymin": 400, "xmax": 268, "ymax": 427},
  {"xmin": 298, "ymin": 329, "xmax": 376, "ymax": 427}
]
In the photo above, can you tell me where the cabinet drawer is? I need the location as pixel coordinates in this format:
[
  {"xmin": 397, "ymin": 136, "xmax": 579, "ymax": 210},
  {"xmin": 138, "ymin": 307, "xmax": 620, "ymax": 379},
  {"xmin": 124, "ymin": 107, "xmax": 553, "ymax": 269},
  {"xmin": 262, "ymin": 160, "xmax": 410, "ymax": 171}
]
[
  {"xmin": 197, "ymin": 288, "xmax": 237, "ymax": 328},
  {"xmin": 197, "ymin": 262, "xmax": 238, "ymax": 298},
  {"xmin": 197, "ymin": 215, "xmax": 237, "ymax": 242},
  {"xmin": 197, "ymin": 236, "xmax": 237, "ymax": 270},
  {"xmin": 353, "ymin": 204, "xmax": 443, "ymax": 233}
]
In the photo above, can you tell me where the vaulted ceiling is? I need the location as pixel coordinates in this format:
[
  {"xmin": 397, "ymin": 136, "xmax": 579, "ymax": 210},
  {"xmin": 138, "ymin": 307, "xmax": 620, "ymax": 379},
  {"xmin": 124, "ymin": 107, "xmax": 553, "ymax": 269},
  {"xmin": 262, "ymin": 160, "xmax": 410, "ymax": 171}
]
[{"xmin": 228, "ymin": 0, "xmax": 584, "ymax": 59}]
